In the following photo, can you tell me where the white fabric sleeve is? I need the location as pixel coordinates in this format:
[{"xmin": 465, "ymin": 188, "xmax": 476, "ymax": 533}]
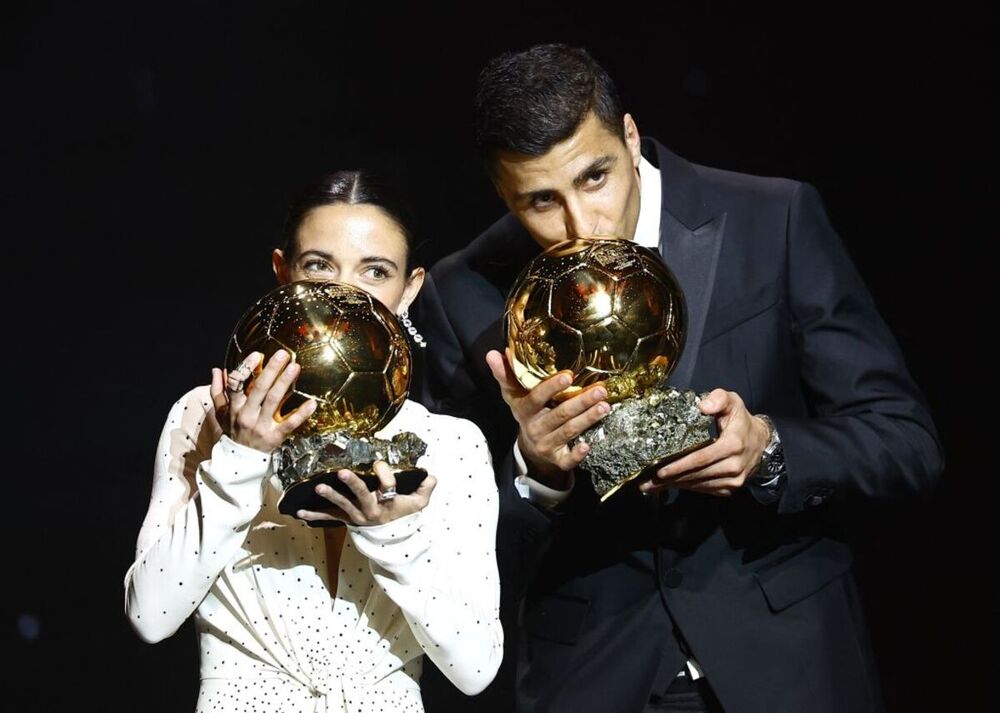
[
  {"xmin": 513, "ymin": 441, "xmax": 575, "ymax": 508},
  {"xmin": 123, "ymin": 387, "xmax": 271, "ymax": 643},
  {"xmin": 347, "ymin": 417, "xmax": 503, "ymax": 696}
]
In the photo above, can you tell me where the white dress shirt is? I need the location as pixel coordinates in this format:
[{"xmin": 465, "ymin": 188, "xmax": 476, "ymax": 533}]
[{"xmin": 125, "ymin": 386, "xmax": 503, "ymax": 712}]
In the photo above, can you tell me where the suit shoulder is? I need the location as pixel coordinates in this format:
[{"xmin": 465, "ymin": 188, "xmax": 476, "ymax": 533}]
[
  {"xmin": 692, "ymin": 162, "xmax": 805, "ymax": 205},
  {"xmin": 432, "ymin": 213, "xmax": 527, "ymax": 284}
]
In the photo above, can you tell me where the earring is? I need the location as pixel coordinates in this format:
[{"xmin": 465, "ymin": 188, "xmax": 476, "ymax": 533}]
[{"xmin": 399, "ymin": 310, "xmax": 427, "ymax": 349}]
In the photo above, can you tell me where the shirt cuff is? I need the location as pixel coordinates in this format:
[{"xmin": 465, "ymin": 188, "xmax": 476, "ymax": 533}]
[{"xmin": 513, "ymin": 442, "xmax": 574, "ymax": 508}]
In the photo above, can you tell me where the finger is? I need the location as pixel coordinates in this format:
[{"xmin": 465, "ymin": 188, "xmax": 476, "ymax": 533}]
[
  {"xmin": 372, "ymin": 461, "xmax": 397, "ymax": 493},
  {"xmin": 534, "ymin": 390, "xmax": 609, "ymax": 446},
  {"xmin": 393, "ymin": 473, "xmax": 437, "ymax": 511},
  {"xmin": 671, "ymin": 456, "xmax": 744, "ymax": 485},
  {"xmin": 316, "ymin": 481, "xmax": 367, "ymax": 524},
  {"xmin": 295, "ymin": 507, "xmax": 346, "ymax": 523},
  {"xmin": 552, "ymin": 440, "xmax": 590, "ymax": 472},
  {"xmin": 414, "ymin": 473, "xmax": 437, "ymax": 499},
  {"xmin": 210, "ymin": 368, "xmax": 228, "ymax": 413},
  {"xmin": 279, "ymin": 398, "xmax": 318, "ymax": 435},
  {"xmin": 485, "ymin": 350, "xmax": 524, "ymax": 398},
  {"xmin": 261, "ymin": 360, "xmax": 300, "ymax": 420},
  {"xmin": 656, "ymin": 441, "xmax": 730, "ymax": 480},
  {"xmin": 524, "ymin": 370, "xmax": 577, "ymax": 413},
  {"xmin": 686, "ymin": 478, "xmax": 739, "ymax": 496},
  {"xmin": 698, "ymin": 388, "xmax": 735, "ymax": 416},
  {"xmin": 244, "ymin": 350, "xmax": 290, "ymax": 412},
  {"xmin": 337, "ymin": 468, "xmax": 375, "ymax": 512}
]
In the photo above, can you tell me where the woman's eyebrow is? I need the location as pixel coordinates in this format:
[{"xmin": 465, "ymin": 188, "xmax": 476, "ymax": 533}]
[
  {"xmin": 297, "ymin": 249, "xmax": 334, "ymax": 261},
  {"xmin": 359, "ymin": 256, "xmax": 399, "ymax": 270}
]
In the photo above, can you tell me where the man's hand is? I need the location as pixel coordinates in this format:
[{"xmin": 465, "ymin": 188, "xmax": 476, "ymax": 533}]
[
  {"xmin": 639, "ymin": 388, "xmax": 770, "ymax": 497},
  {"xmin": 486, "ymin": 349, "xmax": 609, "ymax": 490}
]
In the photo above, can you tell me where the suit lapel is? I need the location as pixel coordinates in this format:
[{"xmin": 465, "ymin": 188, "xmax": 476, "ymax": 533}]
[
  {"xmin": 646, "ymin": 139, "xmax": 726, "ymax": 392},
  {"xmin": 660, "ymin": 211, "xmax": 726, "ymax": 391}
]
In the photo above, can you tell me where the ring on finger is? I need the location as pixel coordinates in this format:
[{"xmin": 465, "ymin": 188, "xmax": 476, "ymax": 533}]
[{"xmin": 376, "ymin": 487, "xmax": 397, "ymax": 503}]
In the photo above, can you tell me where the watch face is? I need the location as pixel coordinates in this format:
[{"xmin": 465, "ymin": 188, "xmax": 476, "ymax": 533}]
[{"xmin": 763, "ymin": 443, "xmax": 786, "ymax": 478}]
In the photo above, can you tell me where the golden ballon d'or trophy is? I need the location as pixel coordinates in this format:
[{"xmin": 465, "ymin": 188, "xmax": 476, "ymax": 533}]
[
  {"xmin": 226, "ymin": 281, "xmax": 427, "ymax": 520},
  {"xmin": 505, "ymin": 237, "xmax": 714, "ymax": 501}
]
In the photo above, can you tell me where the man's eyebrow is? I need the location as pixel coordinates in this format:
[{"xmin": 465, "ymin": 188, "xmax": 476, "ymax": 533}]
[
  {"xmin": 513, "ymin": 155, "xmax": 618, "ymax": 203},
  {"xmin": 573, "ymin": 155, "xmax": 617, "ymax": 187}
]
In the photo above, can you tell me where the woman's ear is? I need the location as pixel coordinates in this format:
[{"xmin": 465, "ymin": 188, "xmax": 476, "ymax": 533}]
[
  {"xmin": 397, "ymin": 267, "xmax": 426, "ymax": 314},
  {"xmin": 272, "ymin": 248, "xmax": 290, "ymax": 285}
]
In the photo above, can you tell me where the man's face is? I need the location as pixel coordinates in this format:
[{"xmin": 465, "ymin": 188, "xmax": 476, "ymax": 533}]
[{"xmin": 494, "ymin": 112, "xmax": 643, "ymax": 250}]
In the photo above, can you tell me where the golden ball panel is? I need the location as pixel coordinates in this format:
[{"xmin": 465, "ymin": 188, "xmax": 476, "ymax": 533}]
[
  {"xmin": 505, "ymin": 237, "xmax": 686, "ymax": 403},
  {"xmin": 226, "ymin": 280, "xmax": 410, "ymax": 437}
]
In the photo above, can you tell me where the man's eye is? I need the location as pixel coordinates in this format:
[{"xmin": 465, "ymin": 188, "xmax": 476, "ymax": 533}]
[
  {"xmin": 532, "ymin": 193, "xmax": 555, "ymax": 209},
  {"xmin": 585, "ymin": 170, "xmax": 608, "ymax": 186}
]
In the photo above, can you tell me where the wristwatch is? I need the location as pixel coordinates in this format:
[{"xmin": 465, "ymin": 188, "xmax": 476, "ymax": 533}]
[{"xmin": 752, "ymin": 414, "xmax": 787, "ymax": 486}]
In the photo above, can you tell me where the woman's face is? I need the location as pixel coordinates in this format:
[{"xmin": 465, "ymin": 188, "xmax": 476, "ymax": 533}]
[{"xmin": 272, "ymin": 203, "xmax": 424, "ymax": 314}]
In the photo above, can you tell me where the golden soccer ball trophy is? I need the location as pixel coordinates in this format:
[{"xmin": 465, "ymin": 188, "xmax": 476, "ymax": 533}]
[
  {"xmin": 505, "ymin": 238, "xmax": 713, "ymax": 500},
  {"xmin": 226, "ymin": 281, "xmax": 426, "ymax": 517}
]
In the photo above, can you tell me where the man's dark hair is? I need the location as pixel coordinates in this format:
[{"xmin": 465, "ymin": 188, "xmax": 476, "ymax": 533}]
[{"xmin": 474, "ymin": 43, "xmax": 625, "ymax": 176}]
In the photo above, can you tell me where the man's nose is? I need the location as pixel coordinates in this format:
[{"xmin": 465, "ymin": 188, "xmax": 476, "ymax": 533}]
[{"xmin": 563, "ymin": 200, "xmax": 595, "ymax": 240}]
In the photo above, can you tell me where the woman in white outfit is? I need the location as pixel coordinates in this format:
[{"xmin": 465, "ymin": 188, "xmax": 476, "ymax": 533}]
[{"xmin": 124, "ymin": 171, "xmax": 502, "ymax": 712}]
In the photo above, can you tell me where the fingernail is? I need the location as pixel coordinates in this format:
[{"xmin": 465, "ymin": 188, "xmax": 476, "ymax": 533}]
[
  {"xmin": 598, "ymin": 402, "xmax": 611, "ymax": 415},
  {"xmin": 338, "ymin": 471, "xmax": 350, "ymax": 481},
  {"xmin": 594, "ymin": 388, "xmax": 607, "ymax": 400},
  {"xmin": 559, "ymin": 374, "xmax": 572, "ymax": 387},
  {"xmin": 579, "ymin": 442, "xmax": 590, "ymax": 454}
]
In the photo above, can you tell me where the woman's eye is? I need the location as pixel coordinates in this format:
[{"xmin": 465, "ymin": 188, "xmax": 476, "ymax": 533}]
[
  {"xmin": 303, "ymin": 260, "xmax": 333, "ymax": 273},
  {"xmin": 363, "ymin": 266, "xmax": 391, "ymax": 280}
]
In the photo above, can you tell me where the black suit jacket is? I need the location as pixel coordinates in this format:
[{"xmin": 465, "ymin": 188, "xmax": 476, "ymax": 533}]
[{"xmin": 415, "ymin": 138, "xmax": 944, "ymax": 713}]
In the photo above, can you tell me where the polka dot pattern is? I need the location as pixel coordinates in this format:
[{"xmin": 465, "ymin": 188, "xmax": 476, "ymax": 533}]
[{"xmin": 125, "ymin": 386, "xmax": 502, "ymax": 711}]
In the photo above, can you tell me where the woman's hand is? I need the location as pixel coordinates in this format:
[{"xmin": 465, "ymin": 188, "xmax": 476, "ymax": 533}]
[
  {"xmin": 296, "ymin": 460, "xmax": 437, "ymax": 527},
  {"xmin": 210, "ymin": 350, "xmax": 316, "ymax": 453}
]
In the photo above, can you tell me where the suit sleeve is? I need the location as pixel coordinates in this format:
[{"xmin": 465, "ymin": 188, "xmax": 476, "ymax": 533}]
[{"xmin": 772, "ymin": 182, "xmax": 945, "ymax": 514}]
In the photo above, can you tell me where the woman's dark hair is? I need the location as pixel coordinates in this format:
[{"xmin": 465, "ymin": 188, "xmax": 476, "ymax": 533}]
[
  {"xmin": 280, "ymin": 170, "xmax": 419, "ymax": 271},
  {"xmin": 474, "ymin": 44, "xmax": 625, "ymax": 176}
]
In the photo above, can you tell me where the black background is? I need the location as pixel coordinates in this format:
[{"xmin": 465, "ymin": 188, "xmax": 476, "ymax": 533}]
[{"xmin": 4, "ymin": 2, "xmax": 991, "ymax": 710}]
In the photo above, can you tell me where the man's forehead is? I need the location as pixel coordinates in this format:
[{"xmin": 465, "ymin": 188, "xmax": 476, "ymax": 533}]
[{"xmin": 496, "ymin": 114, "xmax": 623, "ymax": 182}]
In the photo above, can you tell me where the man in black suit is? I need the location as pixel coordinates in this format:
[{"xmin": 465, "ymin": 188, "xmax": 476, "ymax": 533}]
[{"xmin": 416, "ymin": 44, "xmax": 943, "ymax": 713}]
